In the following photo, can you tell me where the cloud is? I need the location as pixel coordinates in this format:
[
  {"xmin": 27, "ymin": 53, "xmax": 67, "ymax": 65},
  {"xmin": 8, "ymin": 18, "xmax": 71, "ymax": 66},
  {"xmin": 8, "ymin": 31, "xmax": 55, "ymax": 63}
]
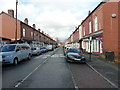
[{"xmin": 0, "ymin": 0, "xmax": 101, "ymax": 42}]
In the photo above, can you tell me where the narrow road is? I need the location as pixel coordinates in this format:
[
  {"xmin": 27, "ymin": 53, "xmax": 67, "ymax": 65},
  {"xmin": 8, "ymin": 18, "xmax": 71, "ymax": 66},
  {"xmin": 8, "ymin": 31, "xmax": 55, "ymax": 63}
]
[
  {"xmin": 2, "ymin": 48, "xmax": 74, "ymax": 88},
  {"xmin": 2, "ymin": 47, "xmax": 115, "ymax": 89}
]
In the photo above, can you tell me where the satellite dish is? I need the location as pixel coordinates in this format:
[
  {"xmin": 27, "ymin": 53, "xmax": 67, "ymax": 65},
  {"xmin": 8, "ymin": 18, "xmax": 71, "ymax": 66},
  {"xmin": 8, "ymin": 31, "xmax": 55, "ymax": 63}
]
[{"xmin": 111, "ymin": 14, "xmax": 117, "ymax": 18}]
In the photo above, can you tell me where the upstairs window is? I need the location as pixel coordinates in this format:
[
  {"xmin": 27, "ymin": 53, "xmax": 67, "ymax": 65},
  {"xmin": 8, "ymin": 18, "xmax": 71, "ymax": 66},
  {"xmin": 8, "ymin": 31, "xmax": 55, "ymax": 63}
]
[
  {"xmin": 94, "ymin": 16, "xmax": 98, "ymax": 32},
  {"xmin": 23, "ymin": 28, "xmax": 26, "ymax": 37},
  {"xmin": 89, "ymin": 21, "xmax": 92, "ymax": 34},
  {"xmin": 83, "ymin": 26, "xmax": 85, "ymax": 36},
  {"xmin": 31, "ymin": 32, "xmax": 33, "ymax": 36}
]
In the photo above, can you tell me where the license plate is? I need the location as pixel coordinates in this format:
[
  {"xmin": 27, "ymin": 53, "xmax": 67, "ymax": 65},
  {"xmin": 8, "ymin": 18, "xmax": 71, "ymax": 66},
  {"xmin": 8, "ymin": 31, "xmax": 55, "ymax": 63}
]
[{"xmin": 74, "ymin": 58, "xmax": 81, "ymax": 61}]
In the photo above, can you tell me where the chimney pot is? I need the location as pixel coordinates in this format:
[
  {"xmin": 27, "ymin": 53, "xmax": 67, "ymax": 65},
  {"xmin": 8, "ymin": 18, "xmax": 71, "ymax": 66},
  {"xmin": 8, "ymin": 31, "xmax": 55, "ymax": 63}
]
[
  {"xmin": 38, "ymin": 28, "xmax": 41, "ymax": 32},
  {"xmin": 8, "ymin": 9, "xmax": 14, "ymax": 18},
  {"xmin": 33, "ymin": 24, "xmax": 36, "ymax": 29},
  {"xmin": 42, "ymin": 31, "xmax": 44, "ymax": 34},
  {"xmin": 88, "ymin": 11, "xmax": 91, "ymax": 15},
  {"xmin": 24, "ymin": 18, "xmax": 28, "ymax": 24}
]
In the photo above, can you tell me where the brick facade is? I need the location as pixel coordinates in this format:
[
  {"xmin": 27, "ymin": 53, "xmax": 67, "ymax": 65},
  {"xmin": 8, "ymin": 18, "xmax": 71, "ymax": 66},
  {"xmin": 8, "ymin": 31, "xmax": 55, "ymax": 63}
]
[
  {"xmin": 65, "ymin": 1, "xmax": 120, "ymax": 59},
  {"xmin": 0, "ymin": 10, "xmax": 57, "ymax": 46}
]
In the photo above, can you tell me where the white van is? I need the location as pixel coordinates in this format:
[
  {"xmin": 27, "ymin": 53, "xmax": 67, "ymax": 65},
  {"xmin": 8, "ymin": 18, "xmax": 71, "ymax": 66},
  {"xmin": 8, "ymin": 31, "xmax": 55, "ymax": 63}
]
[{"xmin": 1, "ymin": 44, "xmax": 32, "ymax": 65}]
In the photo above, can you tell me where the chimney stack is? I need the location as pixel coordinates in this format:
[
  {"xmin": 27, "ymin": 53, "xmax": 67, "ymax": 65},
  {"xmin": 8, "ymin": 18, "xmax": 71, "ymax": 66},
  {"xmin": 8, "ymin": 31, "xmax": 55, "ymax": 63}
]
[
  {"xmin": 88, "ymin": 10, "xmax": 91, "ymax": 15},
  {"xmin": 24, "ymin": 18, "xmax": 28, "ymax": 24},
  {"xmin": 33, "ymin": 24, "xmax": 36, "ymax": 29},
  {"xmin": 38, "ymin": 28, "xmax": 41, "ymax": 32},
  {"xmin": 42, "ymin": 31, "xmax": 44, "ymax": 34},
  {"xmin": 8, "ymin": 9, "xmax": 14, "ymax": 18}
]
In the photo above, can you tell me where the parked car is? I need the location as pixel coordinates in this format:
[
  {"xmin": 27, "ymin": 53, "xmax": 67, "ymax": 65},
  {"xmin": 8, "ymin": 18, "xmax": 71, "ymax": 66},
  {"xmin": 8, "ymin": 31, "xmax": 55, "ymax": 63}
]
[
  {"xmin": 1, "ymin": 44, "xmax": 32, "ymax": 65},
  {"xmin": 31, "ymin": 47, "xmax": 42, "ymax": 56},
  {"xmin": 65, "ymin": 48, "xmax": 86, "ymax": 64},
  {"xmin": 46, "ymin": 45, "xmax": 53, "ymax": 51},
  {"xmin": 40, "ymin": 46, "xmax": 47, "ymax": 53}
]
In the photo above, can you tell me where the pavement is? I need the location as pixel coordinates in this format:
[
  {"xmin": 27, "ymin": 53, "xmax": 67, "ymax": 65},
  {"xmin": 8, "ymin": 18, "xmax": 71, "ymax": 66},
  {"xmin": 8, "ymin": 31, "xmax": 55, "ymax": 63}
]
[{"xmin": 69, "ymin": 52, "xmax": 119, "ymax": 89}]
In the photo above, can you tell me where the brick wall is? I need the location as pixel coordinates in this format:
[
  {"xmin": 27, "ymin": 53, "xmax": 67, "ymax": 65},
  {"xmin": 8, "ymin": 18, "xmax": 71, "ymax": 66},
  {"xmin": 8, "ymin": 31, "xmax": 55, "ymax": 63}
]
[
  {"xmin": 103, "ymin": 2, "xmax": 119, "ymax": 57},
  {"xmin": 1, "ymin": 13, "xmax": 21, "ymax": 40}
]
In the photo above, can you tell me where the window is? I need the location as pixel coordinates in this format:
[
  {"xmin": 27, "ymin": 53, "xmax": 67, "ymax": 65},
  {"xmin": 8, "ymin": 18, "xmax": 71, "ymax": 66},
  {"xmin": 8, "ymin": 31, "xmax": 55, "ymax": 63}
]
[
  {"xmin": 94, "ymin": 16, "xmax": 98, "ymax": 32},
  {"xmin": 1, "ymin": 45, "xmax": 16, "ymax": 52},
  {"xmin": 34, "ymin": 33, "xmax": 36, "ymax": 37},
  {"xmin": 31, "ymin": 32, "xmax": 32, "ymax": 36},
  {"xmin": 23, "ymin": 28, "xmax": 26, "ymax": 37},
  {"xmin": 79, "ymin": 26, "xmax": 82, "ymax": 39},
  {"xmin": 83, "ymin": 26, "xmax": 85, "ymax": 36},
  {"xmin": 89, "ymin": 21, "xmax": 92, "ymax": 33}
]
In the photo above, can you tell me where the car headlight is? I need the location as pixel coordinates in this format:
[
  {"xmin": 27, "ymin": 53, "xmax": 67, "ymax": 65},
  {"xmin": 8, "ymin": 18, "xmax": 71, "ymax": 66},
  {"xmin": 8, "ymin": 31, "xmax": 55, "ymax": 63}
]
[
  {"xmin": 68, "ymin": 55, "xmax": 74, "ymax": 58},
  {"xmin": 33, "ymin": 50, "xmax": 37, "ymax": 52},
  {"xmin": 5, "ymin": 55, "xmax": 13, "ymax": 58}
]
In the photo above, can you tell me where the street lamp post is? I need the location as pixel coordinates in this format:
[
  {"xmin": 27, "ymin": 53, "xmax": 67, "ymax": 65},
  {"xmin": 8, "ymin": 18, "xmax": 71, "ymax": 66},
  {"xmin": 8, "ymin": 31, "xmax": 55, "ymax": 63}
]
[
  {"xmin": 15, "ymin": 0, "xmax": 18, "ymax": 43},
  {"xmin": 89, "ymin": 37, "xmax": 92, "ymax": 62}
]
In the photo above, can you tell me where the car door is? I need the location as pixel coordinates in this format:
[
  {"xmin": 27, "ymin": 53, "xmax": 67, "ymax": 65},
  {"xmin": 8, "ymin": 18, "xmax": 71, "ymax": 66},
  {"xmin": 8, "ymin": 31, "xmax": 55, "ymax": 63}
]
[
  {"xmin": 20, "ymin": 45, "xmax": 26, "ymax": 60},
  {"xmin": 15, "ymin": 45, "xmax": 23, "ymax": 61}
]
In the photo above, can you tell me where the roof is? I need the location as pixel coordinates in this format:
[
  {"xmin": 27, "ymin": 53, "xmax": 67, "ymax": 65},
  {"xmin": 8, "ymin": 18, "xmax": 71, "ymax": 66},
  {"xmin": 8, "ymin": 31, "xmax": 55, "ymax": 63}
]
[
  {"xmin": 0, "ymin": 11, "xmax": 56, "ymax": 43},
  {"xmin": 0, "ymin": 11, "xmax": 21, "ymax": 22},
  {"xmin": 66, "ymin": 2, "xmax": 105, "ymax": 42},
  {"xmin": 81, "ymin": 2, "xmax": 105, "ymax": 25}
]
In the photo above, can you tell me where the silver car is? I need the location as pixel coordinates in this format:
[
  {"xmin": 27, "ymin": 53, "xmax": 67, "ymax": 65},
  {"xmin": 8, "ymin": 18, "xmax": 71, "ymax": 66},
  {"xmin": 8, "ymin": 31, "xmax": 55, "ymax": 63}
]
[
  {"xmin": 31, "ymin": 47, "xmax": 42, "ymax": 55},
  {"xmin": 1, "ymin": 44, "xmax": 32, "ymax": 65}
]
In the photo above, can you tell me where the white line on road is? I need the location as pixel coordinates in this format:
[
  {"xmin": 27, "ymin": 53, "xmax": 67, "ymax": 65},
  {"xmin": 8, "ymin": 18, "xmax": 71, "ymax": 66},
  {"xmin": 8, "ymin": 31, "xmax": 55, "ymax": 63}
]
[
  {"xmin": 87, "ymin": 63, "xmax": 118, "ymax": 88},
  {"xmin": 14, "ymin": 48, "xmax": 60, "ymax": 88},
  {"xmin": 67, "ymin": 63, "xmax": 79, "ymax": 90},
  {"xmin": 14, "ymin": 58, "xmax": 48, "ymax": 88}
]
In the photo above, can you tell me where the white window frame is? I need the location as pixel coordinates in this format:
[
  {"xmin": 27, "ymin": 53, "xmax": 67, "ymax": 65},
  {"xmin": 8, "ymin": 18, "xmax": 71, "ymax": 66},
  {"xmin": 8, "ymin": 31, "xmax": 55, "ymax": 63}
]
[
  {"xmin": 31, "ymin": 32, "xmax": 33, "ymax": 36},
  {"xmin": 89, "ymin": 21, "xmax": 92, "ymax": 34},
  {"xmin": 79, "ymin": 25, "xmax": 82, "ymax": 39},
  {"xmin": 83, "ymin": 26, "xmax": 85, "ymax": 36},
  {"xmin": 23, "ymin": 28, "xmax": 26, "ymax": 37},
  {"xmin": 94, "ymin": 16, "xmax": 98, "ymax": 32}
]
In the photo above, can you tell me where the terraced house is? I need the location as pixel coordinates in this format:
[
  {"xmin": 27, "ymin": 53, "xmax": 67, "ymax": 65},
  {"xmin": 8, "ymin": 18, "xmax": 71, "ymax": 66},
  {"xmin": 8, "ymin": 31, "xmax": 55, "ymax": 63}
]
[
  {"xmin": 0, "ymin": 10, "xmax": 57, "ymax": 46},
  {"xmin": 65, "ymin": 1, "xmax": 120, "ymax": 61}
]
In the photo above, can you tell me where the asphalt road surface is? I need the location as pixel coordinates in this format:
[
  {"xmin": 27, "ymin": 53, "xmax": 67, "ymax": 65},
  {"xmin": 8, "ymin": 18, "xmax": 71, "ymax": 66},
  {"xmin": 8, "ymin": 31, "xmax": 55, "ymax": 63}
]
[
  {"xmin": 2, "ymin": 48, "xmax": 74, "ymax": 88},
  {"xmin": 2, "ymin": 47, "xmax": 115, "ymax": 89}
]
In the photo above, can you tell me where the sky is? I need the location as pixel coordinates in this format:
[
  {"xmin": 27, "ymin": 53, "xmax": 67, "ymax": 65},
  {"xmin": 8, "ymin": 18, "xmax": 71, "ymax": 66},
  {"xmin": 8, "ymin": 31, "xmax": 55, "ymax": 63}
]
[{"xmin": 0, "ymin": 0, "xmax": 103, "ymax": 42}]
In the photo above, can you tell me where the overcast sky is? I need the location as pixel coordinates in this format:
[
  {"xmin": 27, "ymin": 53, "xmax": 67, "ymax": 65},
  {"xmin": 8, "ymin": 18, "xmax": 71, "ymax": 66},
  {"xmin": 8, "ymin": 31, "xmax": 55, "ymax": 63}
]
[{"xmin": 0, "ymin": 0, "xmax": 102, "ymax": 42}]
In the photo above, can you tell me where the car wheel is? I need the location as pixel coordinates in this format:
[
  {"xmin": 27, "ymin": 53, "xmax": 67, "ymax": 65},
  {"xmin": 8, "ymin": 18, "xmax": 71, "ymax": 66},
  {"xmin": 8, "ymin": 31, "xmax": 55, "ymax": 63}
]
[
  {"xmin": 28, "ymin": 54, "xmax": 31, "ymax": 60},
  {"xmin": 13, "ymin": 58, "xmax": 18, "ymax": 65}
]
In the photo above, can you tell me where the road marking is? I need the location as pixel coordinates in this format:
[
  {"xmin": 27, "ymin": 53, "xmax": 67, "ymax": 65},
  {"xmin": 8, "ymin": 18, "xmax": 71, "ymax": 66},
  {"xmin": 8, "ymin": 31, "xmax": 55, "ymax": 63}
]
[
  {"xmin": 87, "ymin": 63, "xmax": 118, "ymax": 88},
  {"xmin": 51, "ymin": 54, "xmax": 65, "ymax": 58},
  {"xmin": 67, "ymin": 63, "xmax": 79, "ymax": 89},
  {"xmin": 14, "ymin": 48, "xmax": 60, "ymax": 88},
  {"xmin": 14, "ymin": 57, "xmax": 49, "ymax": 88}
]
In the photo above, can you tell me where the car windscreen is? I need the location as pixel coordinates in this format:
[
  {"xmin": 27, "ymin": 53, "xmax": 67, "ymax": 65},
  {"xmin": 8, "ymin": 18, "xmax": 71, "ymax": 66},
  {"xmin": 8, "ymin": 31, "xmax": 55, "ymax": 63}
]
[
  {"xmin": 67, "ymin": 49, "xmax": 81, "ymax": 53},
  {"xmin": 1, "ymin": 45, "xmax": 16, "ymax": 52}
]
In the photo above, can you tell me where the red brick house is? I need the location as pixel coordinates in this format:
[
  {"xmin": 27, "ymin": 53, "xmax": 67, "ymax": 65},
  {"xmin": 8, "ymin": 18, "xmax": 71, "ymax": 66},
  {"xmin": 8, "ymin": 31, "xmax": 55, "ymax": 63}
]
[
  {"xmin": 0, "ymin": 10, "xmax": 57, "ymax": 46},
  {"xmin": 65, "ymin": 1, "xmax": 120, "ymax": 60}
]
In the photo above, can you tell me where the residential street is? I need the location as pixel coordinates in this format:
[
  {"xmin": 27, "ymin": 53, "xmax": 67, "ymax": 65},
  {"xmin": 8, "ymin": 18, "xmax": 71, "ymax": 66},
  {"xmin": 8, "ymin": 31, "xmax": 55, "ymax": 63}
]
[{"xmin": 2, "ymin": 47, "xmax": 116, "ymax": 89}]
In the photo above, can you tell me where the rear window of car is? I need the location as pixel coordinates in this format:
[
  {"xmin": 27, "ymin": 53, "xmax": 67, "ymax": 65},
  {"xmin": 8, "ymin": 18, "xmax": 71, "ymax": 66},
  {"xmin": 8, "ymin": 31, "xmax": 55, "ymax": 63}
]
[{"xmin": 67, "ymin": 48, "xmax": 81, "ymax": 53}]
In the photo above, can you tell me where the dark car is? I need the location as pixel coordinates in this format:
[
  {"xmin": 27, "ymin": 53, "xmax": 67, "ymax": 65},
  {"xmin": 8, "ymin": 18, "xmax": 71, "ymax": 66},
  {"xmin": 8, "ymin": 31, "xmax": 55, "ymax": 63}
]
[{"xmin": 65, "ymin": 48, "xmax": 86, "ymax": 64}]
